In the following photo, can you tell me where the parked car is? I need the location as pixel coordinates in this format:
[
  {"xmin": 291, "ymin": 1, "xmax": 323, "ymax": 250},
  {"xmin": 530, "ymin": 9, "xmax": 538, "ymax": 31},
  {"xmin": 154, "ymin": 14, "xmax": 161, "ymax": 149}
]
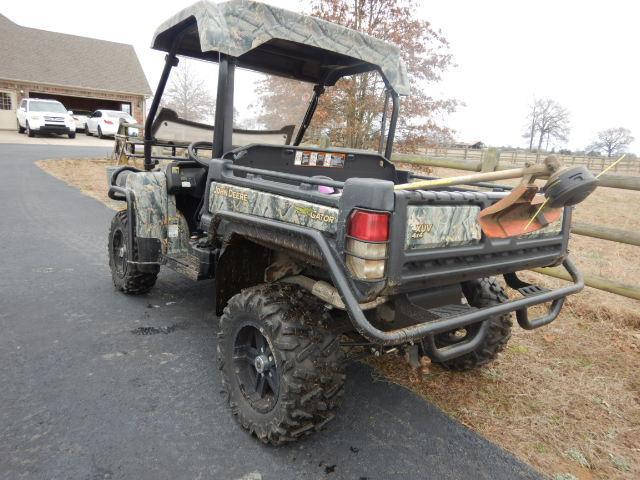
[
  {"xmin": 85, "ymin": 110, "xmax": 138, "ymax": 138},
  {"xmin": 16, "ymin": 98, "xmax": 76, "ymax": 138},
  {"xmin": 70, "ymin": 109, "xmax": 92, "ymax": 132}
]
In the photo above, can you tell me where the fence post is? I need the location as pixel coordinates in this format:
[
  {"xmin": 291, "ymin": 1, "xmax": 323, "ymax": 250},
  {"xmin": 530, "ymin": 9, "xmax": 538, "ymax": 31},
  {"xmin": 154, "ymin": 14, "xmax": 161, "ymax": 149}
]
[{"xmin": 481, "ymin": 148, "xmax": 500, "ymax": 172}]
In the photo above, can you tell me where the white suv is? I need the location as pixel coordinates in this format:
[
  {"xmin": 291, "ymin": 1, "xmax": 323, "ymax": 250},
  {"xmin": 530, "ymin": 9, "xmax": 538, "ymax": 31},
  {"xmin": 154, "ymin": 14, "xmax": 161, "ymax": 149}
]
[{"xmin": 16, "ymin": 98, "xmax": 76, "ymax": 138}]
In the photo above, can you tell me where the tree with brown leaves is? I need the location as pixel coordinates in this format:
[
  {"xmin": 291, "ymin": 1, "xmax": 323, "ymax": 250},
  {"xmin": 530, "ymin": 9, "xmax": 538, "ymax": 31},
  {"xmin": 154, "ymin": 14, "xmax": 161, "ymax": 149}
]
[{"xmin": 254, "ymin": 0, "xmax": 458, "ymax": 152}]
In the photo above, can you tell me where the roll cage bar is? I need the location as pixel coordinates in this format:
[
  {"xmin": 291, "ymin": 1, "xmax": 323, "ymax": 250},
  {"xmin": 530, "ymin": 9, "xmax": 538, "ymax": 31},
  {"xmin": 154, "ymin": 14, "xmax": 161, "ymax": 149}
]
[{"xmin": 143, "ymin": 31, "xmax": 401, "ymax": 171}]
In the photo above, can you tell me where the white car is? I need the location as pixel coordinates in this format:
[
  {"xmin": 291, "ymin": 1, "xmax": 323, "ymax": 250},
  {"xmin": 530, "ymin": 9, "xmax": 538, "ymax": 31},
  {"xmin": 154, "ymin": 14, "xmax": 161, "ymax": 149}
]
[
  {"xmin": 16, "ymin": 98, "xmax": 76, "ymax": 138},
  {"xmin": 70, "ymin": 109, "xmax": 92, "ymax": 132},
  {"xmin": 85, "ymin": 110, "xmax": 138, "ymax": 138}
]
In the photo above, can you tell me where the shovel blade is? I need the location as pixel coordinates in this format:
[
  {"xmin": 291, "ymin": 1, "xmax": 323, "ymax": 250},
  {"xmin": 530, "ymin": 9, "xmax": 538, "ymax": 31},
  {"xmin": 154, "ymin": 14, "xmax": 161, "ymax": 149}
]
[{"xmin": 479, "ymin": 185, "xmax": 562, "ymax": 238}]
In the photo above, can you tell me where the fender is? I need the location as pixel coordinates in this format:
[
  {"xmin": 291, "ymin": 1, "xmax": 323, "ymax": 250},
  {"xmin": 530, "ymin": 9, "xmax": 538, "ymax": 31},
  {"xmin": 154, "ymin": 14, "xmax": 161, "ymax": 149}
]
[{"xmin": 109, "ymin": 169, "xmax": 190, "ymax": 264}]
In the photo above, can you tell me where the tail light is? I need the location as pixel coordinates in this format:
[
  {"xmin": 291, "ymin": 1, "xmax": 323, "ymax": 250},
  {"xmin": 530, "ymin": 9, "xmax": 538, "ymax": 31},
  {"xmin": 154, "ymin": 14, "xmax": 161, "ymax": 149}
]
[
  {"xmin": 104, "ymin": 119, "xmax": 114, "ymax": 125},
  {"xmin": 345, "ymin": 209, "xmax": 390, "ymax": 280}
]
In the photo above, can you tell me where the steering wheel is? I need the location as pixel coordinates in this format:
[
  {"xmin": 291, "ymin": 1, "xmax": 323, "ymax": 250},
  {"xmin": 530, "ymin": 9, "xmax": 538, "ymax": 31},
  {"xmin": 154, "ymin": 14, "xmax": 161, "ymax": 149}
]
[{"xmin": 187, "ymin": 141, "xmax": 213, "ymax": 168}]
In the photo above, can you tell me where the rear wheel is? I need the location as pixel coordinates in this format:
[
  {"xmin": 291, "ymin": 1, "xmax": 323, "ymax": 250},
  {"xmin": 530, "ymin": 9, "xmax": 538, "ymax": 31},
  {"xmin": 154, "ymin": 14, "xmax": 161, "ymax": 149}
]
[
  {"xmin": 218, "ymin": 283, "xmax": 345, "ymax": 445},
  {"xmin": 85, "ymin": 124, "xmax": 91, "ymax": 136},
  {"xmin": 429, "ymin": 278, "xmax": 512, "ymax": 371},
  {"xmin": 108, "ymin": 210, "xmax": 157, "ymax": 294},
  {"xmin": 97, "ymin": 126, "xmax": 104, "ymax": 139}
]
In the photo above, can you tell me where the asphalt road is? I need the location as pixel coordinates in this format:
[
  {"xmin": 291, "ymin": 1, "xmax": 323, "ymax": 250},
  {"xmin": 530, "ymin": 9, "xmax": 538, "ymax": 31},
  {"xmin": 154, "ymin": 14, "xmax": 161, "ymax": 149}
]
[{"xmin": 0, "ymin": 144, "xmax": 541, "ymax": 480}]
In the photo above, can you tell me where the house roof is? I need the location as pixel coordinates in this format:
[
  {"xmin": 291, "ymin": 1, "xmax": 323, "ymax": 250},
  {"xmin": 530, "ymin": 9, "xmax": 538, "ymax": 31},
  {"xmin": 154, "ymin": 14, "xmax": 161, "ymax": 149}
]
[
  {"xmin": 0, "ymin": 14, "xmax": 151, "ymax": 96},
  {"xmin": 151, "ymin": 0, "xmax": 410, "ymax": 96}
]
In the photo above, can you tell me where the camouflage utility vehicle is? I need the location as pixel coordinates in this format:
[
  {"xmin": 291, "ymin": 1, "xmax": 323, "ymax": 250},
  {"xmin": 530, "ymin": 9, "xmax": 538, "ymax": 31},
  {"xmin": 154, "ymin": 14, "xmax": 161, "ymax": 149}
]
[{"xmin": 108, "ymin": 0, "xmax": 596, "ymax": 444}]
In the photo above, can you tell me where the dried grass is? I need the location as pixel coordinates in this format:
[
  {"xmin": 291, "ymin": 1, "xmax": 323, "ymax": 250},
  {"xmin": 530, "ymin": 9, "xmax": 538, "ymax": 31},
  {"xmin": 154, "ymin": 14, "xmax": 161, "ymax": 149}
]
[{"xmin": 39, "ymin": 158, "xmax": 640, "ymax": 479}]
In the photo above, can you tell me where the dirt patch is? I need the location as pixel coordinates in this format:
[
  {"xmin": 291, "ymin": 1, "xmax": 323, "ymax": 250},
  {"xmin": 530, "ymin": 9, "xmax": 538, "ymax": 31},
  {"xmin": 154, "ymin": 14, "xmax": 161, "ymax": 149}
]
[
  {"xmin": 36, "ymin": 159, "xmax": 122, "ymax": 211},
  {"xmin": 38, "ymin": 158, "xmax": 640, "ymax": 479}
]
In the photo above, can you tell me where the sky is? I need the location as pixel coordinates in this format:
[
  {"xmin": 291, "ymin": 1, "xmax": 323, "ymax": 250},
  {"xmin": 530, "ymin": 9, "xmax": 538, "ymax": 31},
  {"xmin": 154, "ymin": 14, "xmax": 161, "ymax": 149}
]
[{"xmin": 3, "ymin": 0, "xmax": 637, "ymax": 152}]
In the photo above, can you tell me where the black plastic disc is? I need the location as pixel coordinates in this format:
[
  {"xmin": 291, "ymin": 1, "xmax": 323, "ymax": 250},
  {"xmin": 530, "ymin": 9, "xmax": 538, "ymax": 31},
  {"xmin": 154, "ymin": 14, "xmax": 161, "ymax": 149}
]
[{"xmin": 543, "ymin": 166, "xmax": 598, "ymax": 208}]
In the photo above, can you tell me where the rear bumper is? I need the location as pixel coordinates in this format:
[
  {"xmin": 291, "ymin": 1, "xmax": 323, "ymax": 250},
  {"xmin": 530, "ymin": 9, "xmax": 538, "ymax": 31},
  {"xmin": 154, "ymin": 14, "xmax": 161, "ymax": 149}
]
[{"xmin": 100, "ymin": 124, "xmax": 119, "ymax": 136}]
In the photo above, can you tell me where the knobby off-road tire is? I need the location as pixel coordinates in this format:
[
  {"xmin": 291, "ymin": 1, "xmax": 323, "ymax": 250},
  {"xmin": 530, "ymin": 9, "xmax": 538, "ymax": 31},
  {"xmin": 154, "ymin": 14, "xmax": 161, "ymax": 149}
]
[
  {"xmin": 433, "ymin": 277, "xmax": 512, "ymax": 371},
  {"xmin": 108, "ymin": 210, "xmax": 157, "ymax": 294},
  {"xmin": 218, "ymin": 283, "xmax": 345, "ymax": 445}
]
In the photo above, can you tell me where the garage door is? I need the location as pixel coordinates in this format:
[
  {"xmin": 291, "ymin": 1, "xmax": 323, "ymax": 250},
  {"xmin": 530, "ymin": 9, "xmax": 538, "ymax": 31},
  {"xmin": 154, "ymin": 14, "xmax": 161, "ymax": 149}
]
[{"xmin": 0, "ymin": 90, "xmax": 17, "ymax": 130}]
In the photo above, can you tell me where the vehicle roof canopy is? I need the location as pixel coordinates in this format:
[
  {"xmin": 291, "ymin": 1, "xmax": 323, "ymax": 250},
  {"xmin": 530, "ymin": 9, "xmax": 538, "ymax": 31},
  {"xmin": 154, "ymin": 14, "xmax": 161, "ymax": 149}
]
[{"xmin": 151, "ymin": 0, "xmax": 410, "ymax": 96}]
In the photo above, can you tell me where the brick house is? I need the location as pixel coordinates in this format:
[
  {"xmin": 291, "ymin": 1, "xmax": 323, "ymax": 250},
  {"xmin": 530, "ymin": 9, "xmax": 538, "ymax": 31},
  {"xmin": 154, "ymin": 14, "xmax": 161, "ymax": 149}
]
[{"xmin": 0, "ymin": 14, "xmax": 151, "ymax": 130}]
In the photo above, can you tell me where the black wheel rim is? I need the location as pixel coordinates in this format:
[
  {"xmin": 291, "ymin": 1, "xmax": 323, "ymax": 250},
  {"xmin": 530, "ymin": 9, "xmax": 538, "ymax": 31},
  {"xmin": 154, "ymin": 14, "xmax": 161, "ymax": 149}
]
[
  {"xmin": 111, "ymin": 229, "xmax": 127, "ymax": 277},
  {"xmin": 233, "ymin": 325, "xmax": 279, "ymax": 413}
]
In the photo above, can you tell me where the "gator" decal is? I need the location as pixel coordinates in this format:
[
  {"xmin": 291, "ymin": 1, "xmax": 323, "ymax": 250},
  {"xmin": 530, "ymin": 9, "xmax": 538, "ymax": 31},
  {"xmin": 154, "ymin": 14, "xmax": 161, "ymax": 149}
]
[{"xmin": 209, "ymin": 183, "xmax": 339, "ymax": 233}]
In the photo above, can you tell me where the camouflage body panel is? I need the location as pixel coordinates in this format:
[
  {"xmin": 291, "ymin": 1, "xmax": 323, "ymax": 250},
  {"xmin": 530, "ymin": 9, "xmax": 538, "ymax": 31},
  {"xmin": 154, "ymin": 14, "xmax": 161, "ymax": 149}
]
[
  {"xmin": 518, "ymin": 212, "xmax": 564, "ymax": 239},
  {"xmin": 152, "ymin": 0, "xmax": 410, "ymax": 96},
  {"xmin": 166, "ymin": 194, "xmax": 190, "ymax": 255},
  {"xmin": 125, "ymin": 172, "xmax": 168, "ymax": 246},
  {"xmin": 209, "ymin": 182, "xmax": 339, "ymax": 234},
  {"xmin": 124, "ymin": 171, "xmax": 190, "ymax": 255},
  {"xmin": 405, "ymin": 205, "xmax": 482, "ymax": 250}
]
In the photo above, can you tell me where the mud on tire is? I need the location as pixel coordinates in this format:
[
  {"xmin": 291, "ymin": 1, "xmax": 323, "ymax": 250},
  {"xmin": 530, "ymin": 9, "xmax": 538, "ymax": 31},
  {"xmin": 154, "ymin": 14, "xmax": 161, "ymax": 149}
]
[
  {"xmin": 108, "ymin": 210, "xmax": 157, "ymax": 294},
  {"xmin": 217, "ymin": 283, "xmax": 345, "ymax": 445},
  {"xmin": 431, "ymin": 277, "xmax": 512, "ymax": 371}
]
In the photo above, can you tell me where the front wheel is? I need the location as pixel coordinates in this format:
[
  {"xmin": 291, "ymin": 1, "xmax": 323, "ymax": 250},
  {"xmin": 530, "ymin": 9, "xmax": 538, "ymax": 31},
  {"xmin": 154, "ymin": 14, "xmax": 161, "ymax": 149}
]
[
  {"xmin": 108, "ymin": 210, "xmax": 157, "ymax": 294},
  {"xmin": 17, "ymin": 120, "xmax": 25, "ymax": 134},
  {"xmin": 218, "ymin": 283, "xmax": 345, "ymax": 445},
  {"xmin": 26, "ymin": 121, "xmax": 35, "ymax": 137},
  {"xmin": 427, "ymin": 277, "xmax": 512, "ymax": 371},
  {"xmin": 68, "ymin": 132, "xmax": 76, "ymax": 139}
]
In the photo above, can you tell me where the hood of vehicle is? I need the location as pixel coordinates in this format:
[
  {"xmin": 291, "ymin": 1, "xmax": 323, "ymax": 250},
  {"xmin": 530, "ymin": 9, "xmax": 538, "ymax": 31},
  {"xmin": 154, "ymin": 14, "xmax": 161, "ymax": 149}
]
[{"xmin": 31, "ymin": 110, "xmax": 72, "ymax": 119}]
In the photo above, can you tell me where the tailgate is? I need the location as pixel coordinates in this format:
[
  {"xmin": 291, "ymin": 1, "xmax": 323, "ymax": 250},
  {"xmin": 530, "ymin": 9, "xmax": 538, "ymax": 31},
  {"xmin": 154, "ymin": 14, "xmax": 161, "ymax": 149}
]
[{"xmin": 385, "ymin": 189, "xmax": 570, "ymax": 293}]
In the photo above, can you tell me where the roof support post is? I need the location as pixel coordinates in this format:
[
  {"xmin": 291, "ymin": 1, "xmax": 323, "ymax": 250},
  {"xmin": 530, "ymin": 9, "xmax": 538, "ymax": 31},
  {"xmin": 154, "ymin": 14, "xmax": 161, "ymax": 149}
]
[
  {"xmin": 212, "ymin": 55, "xmax": 235, "ymax": 158},
  {"xmin": 384, "ymin": 91, "xmax": 400, "ymax": 160},
  {"xmin": 294, "ymin": 84, "xmax": 325, "ymax": 146},
  {"xmin": 377, "ymin": 89, "xmax": 390, "ymax": 154},
  {"xmin": 144, "ymin": 50, "xmax": 178, "ymax": 170}
]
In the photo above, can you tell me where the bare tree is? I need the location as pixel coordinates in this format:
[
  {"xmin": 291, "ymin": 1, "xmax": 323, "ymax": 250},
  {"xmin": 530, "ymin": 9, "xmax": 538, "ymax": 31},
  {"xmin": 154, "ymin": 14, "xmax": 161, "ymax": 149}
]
[
  {"xmin": 587, "ymin": 127, "xmax": 635, "ymax": 157},
  {"xmin": 160, "ymin": 62, "xmax": 215, "ymax": 122},
  {"xmin": 523, "ymin": 100, "xmax": 539, "ymax": 151},
  {"xmin": 523, "ymin": 98, "xmax": 570, "ymax": 151}
]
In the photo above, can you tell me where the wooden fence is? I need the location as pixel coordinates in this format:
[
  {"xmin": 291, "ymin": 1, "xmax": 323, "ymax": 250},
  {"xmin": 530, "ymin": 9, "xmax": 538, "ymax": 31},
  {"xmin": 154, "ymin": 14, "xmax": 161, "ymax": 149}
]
[
  {"xmin": 416, "ymin": 147, "xmax": 640, "ymax": 175},
  {"xmin": 393, "ymin": 152, "xmax": 640, "ymax": 300}
]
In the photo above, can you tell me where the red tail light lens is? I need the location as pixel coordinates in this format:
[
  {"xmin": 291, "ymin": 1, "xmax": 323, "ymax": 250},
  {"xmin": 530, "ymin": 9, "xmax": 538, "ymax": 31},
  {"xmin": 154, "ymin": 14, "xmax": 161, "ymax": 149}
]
[
  {"xmin": 104, "ymin": 119, "xmax": 114, "ymax": 125},
  {"xmin": 347, "ymin": 210, "xmax": 390, "ymax": 242}
]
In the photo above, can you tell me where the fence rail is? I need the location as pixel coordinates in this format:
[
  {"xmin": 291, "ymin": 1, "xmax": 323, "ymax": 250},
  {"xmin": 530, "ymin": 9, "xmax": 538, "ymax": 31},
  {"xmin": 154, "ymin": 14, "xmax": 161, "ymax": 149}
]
[
  {"xmin": 392, "ymin": 151, "xmax": 640, "ymax": 300},
  {"xmin": 414, "ymin": 147, "xmax": 640, "ymax": 175}
]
